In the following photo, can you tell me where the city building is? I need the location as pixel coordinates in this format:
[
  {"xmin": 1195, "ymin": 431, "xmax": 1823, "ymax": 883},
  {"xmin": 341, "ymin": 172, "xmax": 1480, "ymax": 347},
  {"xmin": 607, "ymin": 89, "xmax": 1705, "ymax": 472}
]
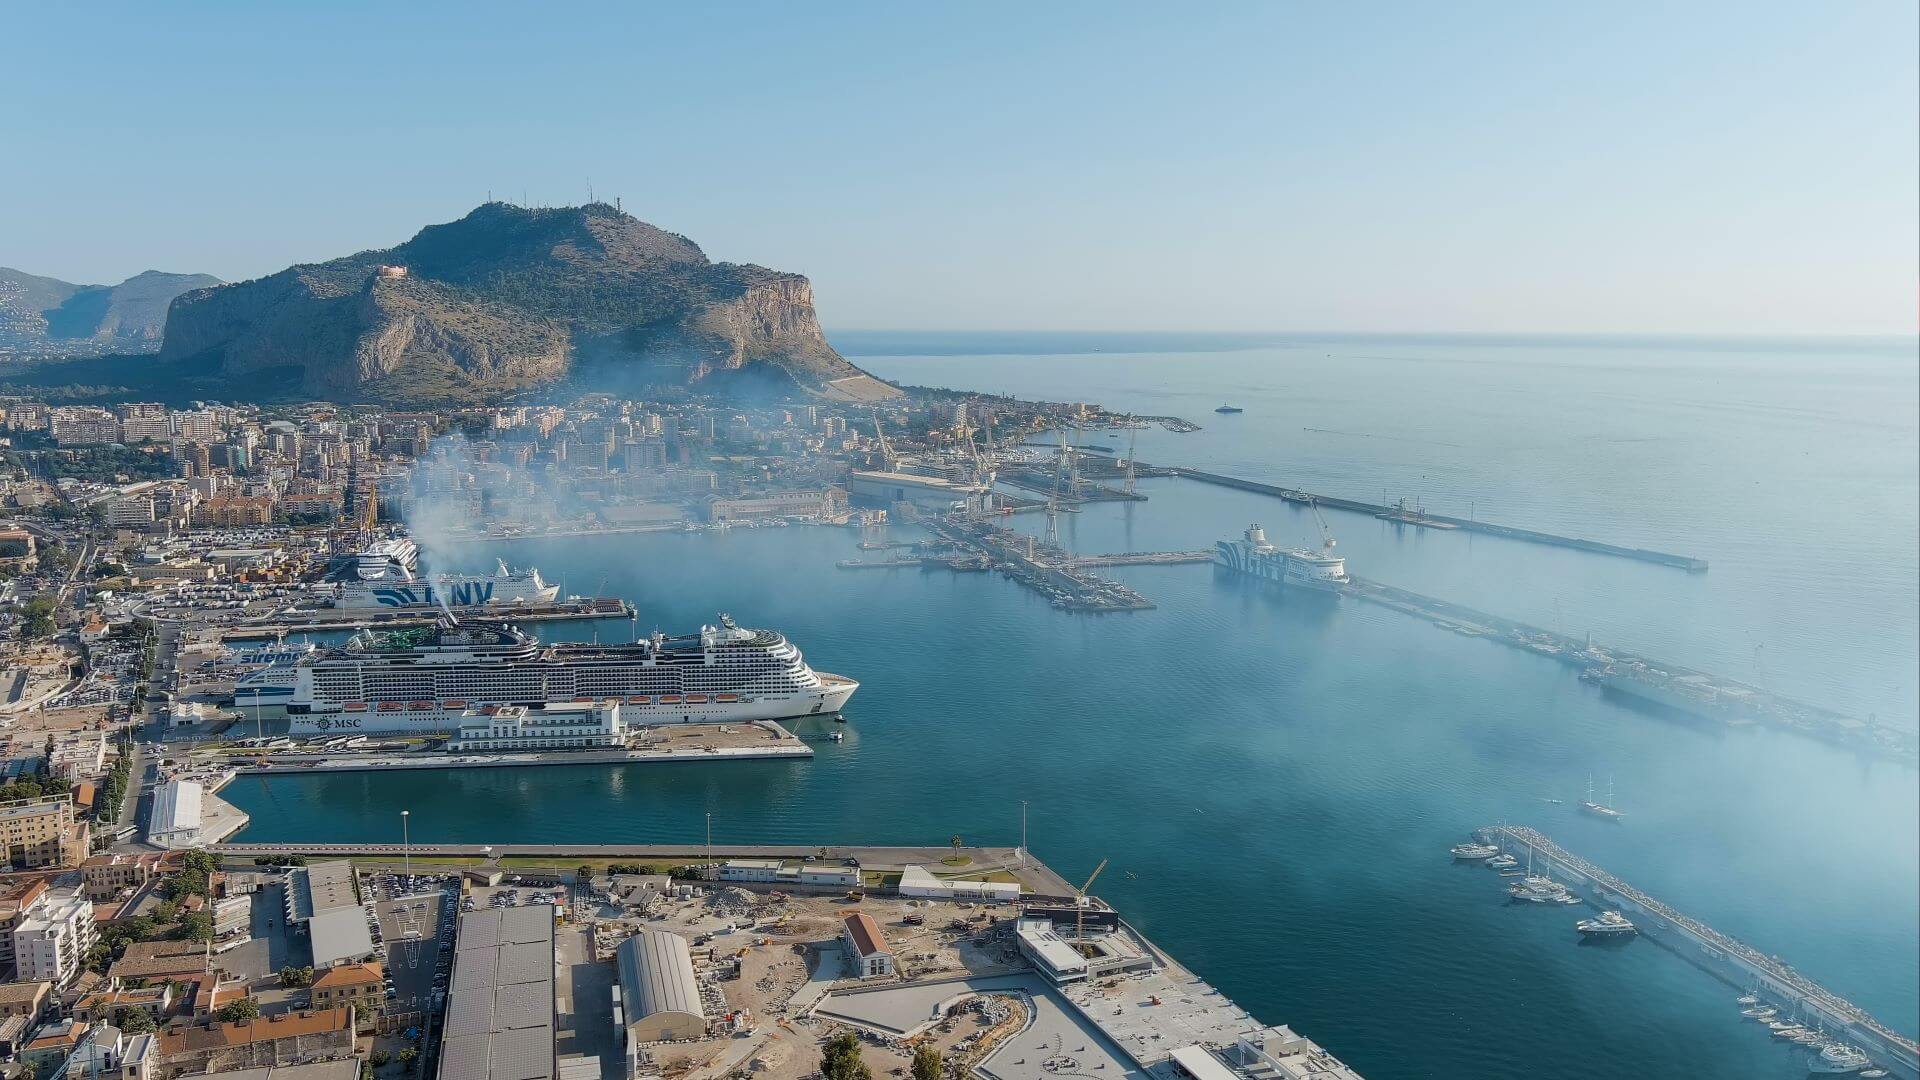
[
  {"xmin": 712, "ymin": 859, "xmax": 860, "ymax": 890},
  {"xmin": 840, "ymin": 912, "xmax": 893, "ymax": 979},
  {"xmin": 702, "ymin": 489, "xmax": 841, "ymax": 522},
  {"xmin": 1013, "ymin": 917, "xmax": 1091, "ymax": 983},
  {"xmin": 448, "ymin": 702, "xmax": 626, "ymax": 753},
  {"xmin": 616, "ymin": 930, "xmax": 706, "ymax": 1049},
  {"xmin": 108, "ymin": 939, "xmax": 210, "ymax": 985},
  {"xmin": 0, "ymin": 878, "xmax": 51, "ymax": 970},
  {"xmin": 13, "ymin": 889, "xmax": 96, "ymax": 986},
  {"xmin": 148, "ymin": 779, "xmax": 205, "ymax": 850},
  {"xmin": 0, "ymin": 796, "xmax": 89, "ymax": 870},
  {"xmin": 307, "ymin": 907, "xmax": 376, "ymax": 970},
  {"xmin": 82, "ymin": 851, "xmax": 180, "ymax": 901},
  {"xmin": 155, "ymin": 1007, "xmax": 356, "ymax": 1075},
  {"xmin": 310, "ymin": 963, "xmax": 383, "ymax": 1031},
  {"xmin": 847, "ymin": 469, "xmax": 987, "ymax": 510}
]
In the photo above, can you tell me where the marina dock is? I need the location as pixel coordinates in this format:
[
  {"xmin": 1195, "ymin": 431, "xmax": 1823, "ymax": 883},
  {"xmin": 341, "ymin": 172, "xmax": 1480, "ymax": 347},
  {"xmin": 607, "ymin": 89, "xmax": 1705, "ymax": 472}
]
[
  {"xmin": 1481, "ymin": 825, "xmax": 1919, "ymax": 1080},
  {"xmin": 1171, "ymin": 467, "xmax": 1710, "ymax": 572},
  {"xmin": 929, "ymin": 516, "xmax": 1157, "ymax": 611}
]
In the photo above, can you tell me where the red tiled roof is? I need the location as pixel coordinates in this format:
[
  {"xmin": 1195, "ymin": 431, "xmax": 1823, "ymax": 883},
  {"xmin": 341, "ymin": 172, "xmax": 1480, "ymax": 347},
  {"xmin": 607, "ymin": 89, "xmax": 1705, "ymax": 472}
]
[{"xmin": 842, "ymin": 912, "xmax": 887, "ymax": 958}]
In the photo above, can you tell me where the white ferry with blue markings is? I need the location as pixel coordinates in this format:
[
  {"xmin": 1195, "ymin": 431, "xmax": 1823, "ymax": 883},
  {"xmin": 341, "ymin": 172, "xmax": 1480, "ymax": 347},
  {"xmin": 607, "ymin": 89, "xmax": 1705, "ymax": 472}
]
[{"xmin": 335, "ymin": 560, "xmax": 560, "ymax": 611}]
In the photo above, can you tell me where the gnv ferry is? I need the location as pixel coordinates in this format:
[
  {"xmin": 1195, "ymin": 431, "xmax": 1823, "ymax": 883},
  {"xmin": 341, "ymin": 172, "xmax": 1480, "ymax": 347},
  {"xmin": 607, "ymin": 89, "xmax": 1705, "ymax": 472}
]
[
  {"xmin": 335, "ymin": 560, "xmax": 560, "ymax": 611},
  {"xmin": 285, "ymin": 615, "xmax": 857, "ymax": 734},
  {"xmin": 1213, "ymin": 524, "xmax": 1349, "ymax": 590}
]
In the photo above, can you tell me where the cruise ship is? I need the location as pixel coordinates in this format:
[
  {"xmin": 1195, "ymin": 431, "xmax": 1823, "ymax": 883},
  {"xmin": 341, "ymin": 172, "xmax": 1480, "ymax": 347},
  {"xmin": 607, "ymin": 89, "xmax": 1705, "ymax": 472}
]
[
  {"xmin": 347, "ymin": 536, "xmax": 419, "ymax": 580},
  {"xmin": 1213, "ymin": 524, "xmax": 1349, "ymax": 590},
  {"xmin": 335, "ymin": 560, "xmax": 561, "ymax": 611},
  {"xmin": 284, "ymin": 615, "xmax": 858, "ymax": 733}
]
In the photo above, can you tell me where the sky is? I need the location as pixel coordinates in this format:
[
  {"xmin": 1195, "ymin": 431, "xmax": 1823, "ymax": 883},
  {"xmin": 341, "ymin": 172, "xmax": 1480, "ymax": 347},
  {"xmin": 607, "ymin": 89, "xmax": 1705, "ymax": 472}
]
[{"xmin": 3, "ymin": 2, "xmax": 1915, "ymax": 334}]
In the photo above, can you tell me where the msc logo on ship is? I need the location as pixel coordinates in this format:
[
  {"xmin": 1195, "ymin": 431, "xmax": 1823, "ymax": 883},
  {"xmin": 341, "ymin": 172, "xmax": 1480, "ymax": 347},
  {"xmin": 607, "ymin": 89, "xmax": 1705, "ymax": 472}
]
[
  {"xmin": 373, "ymin": 582, "xmax": 496, "ymax": 607},
  {"xmin": 312, "ymin": 717, "xmax": 363, "ymax": 731}
]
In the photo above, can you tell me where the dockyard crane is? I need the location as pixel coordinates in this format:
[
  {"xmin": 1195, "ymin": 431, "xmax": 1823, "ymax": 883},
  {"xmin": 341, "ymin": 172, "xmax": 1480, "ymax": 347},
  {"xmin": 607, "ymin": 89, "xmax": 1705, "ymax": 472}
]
[
  {"xmin": 870, "ymin": 408, "xmax": 898, "ymax": 473},
  {"xmin": 1309, "ymin": 496, "xmax": 1337, "ymax": 554},
  {"xmin": 1123, "ymin": 428, "xmax": 1138, "ymax": 497},
  {"xmin": 1074, "ymin": 857, "xmax": 1108, "ymax": 940}
]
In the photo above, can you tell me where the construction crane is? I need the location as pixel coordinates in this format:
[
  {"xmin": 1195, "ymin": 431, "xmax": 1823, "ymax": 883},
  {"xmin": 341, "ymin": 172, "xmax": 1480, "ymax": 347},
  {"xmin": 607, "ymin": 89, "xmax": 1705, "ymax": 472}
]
[
  {"xmin": 1044, "ymin": 430, "xmax": 1068, "ymax": 550},
  {"xmin": 1122, "ymin": 428, "xmax": 1138, "ymax": 497},
  {"xmin": 1309, "ymin": 497, "xmax": 1337, "ymax": 555},
  {"xmin": 1074, "ymin": 857, "xmax": 1108, "ymax": 940},
  {"xmin": 869, "ymin": 408, "xmax": 897, "ymax": 473},
  {"xmin": 962, "ymin": 425, "xmax": 995, "ymax": 515}
]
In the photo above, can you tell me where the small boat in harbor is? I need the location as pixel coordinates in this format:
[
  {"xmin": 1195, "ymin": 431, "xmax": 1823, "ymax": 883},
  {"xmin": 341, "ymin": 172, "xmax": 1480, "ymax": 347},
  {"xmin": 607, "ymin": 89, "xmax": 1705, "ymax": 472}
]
[
  {"xmin": 1580, "ymin": 774, "xmax": 1626, "ymax": 820},
  {"xmin": 1736, "ymin": 994, "xmax": 1760, "ymax": 1006},
  {"xmin": 1740, "ymin": 1006, "xmax": 1777, "ymax": 1020}
]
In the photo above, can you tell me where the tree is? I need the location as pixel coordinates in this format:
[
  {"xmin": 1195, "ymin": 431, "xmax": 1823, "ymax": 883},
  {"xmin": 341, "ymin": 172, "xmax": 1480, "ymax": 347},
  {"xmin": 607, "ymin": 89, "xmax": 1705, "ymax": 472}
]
[
  {"xmin": 217, "ymin": 998, "xmax": 260, "ymax": 1023},
  {"xmin": 370, "ymin": 1049, "xmax": 392, "ymax": 1067},
  {"xmin": 911, "ymin": 1043, "xmax": 944, "ymax": 1080},
  {"xmin": 181, "ymin": 849, "xmax": 220, "ymax": 874},
  {"xmin": 19, "ymin": 596, "xmax": 57, "ymax": 639},
  {"xmin": 399, "ymin": 1048, "xmax": 420, "ymax": 1071},
  {"xmin": 118, "ymin": 1008, "xmax": 157, "ymax": 1035},
  {"xmin": 822, "ymin": 1033, "xmax": 872, "ymax": 1080},
  {"xmin": 576, "ymin": 863, "xmax": 595, "ymax": 883},
  {"xmin": 175, "ymin": 911, "xmax": 214, "ymax": 943}
]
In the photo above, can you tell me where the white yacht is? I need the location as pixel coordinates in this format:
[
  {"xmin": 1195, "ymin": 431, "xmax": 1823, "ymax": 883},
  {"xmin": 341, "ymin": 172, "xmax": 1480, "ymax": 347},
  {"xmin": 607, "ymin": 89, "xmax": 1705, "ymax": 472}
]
[
  {"xmin": 1575, "ymin": 910, "xmax": 1637, "ymax": 936},
  {"xmin": 1450, "ymin": 842, "xmax": 1500, "ymax": 860}
]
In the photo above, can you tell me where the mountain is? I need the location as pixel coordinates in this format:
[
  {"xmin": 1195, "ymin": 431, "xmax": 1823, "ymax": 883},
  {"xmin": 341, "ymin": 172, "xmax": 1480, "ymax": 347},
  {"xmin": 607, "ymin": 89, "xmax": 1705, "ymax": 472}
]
[
  {"xmin": 158, "ymin": 202, "xmax": 901, "ymax": 405},
  {"xmin": 0, "ymin": 267, "xmax": 221, "ymax": 359}
]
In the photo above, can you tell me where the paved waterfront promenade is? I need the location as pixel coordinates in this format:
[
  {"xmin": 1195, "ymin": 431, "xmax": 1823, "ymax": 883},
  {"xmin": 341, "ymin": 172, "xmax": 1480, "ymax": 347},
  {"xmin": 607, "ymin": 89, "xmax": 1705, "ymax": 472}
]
[{"xmin": 207, "ymin": 842, "xmax": 1075, "ymax": 894}]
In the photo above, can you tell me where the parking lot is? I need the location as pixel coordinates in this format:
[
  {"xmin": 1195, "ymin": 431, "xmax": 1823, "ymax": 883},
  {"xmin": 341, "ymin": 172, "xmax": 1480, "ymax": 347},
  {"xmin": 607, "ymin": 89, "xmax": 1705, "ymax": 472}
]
[{"xmin": 369, "ymin": 871, "xmax": 458, "ymax": 1018}]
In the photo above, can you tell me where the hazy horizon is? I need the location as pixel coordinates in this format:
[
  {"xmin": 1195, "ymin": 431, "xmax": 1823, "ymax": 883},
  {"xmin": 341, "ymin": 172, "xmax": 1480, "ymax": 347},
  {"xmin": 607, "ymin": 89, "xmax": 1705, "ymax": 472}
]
[{"xmin": 3, "ymin": 2, "xmax": 1915, "ymax": 335}]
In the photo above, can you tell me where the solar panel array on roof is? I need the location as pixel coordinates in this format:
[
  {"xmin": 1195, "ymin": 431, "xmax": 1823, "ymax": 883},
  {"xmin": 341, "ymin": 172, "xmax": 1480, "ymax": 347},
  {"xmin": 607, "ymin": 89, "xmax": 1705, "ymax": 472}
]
[{"xmin": 437, "ymin": 907, "xmax": 556, "ymax": 1080}]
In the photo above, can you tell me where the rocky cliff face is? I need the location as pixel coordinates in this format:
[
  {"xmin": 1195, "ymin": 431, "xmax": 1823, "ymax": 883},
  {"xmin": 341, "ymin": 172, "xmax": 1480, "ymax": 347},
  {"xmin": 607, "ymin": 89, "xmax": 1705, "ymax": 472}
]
[{"xmin": 159, "ymin": 203, "xmax": 898, "ymax": 404}]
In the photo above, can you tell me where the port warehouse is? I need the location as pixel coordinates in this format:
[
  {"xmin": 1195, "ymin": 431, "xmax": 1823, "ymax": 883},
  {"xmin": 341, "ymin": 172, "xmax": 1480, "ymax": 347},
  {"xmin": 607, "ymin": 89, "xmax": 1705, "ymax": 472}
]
[{"xmin": 1483, "ymin": 827, "xmax": 1919, "ymax": 1080}]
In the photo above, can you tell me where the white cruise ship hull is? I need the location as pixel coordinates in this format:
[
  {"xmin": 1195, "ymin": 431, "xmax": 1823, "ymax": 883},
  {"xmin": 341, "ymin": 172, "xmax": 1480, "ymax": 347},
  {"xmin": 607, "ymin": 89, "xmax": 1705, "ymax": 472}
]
[{"xmin": 289, "ymin": 675, "xmax": 857, "ymax": 734}]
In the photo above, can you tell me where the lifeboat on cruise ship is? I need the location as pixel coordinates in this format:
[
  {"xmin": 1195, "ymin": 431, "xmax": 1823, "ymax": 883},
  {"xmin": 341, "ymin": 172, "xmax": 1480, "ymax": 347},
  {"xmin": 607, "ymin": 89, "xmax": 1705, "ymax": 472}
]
[
  {"xmin": 377, "ymin": 702, "xmax": 402, "ymax": 713},
  {"xmin": 572, "ymin": 696, "xmax": 593, "ymax": 703},
  {"xmin": 684, "ymin": 694, "xmax": 710, "ymax": 704},
  {"xmin": 715, "ymin": 693, "xmax": 740, "ymax": 703},
  {"xmin": 442, "ymin": 700, "xmax": 467, "ymax": 709},
  {"xmin": 657, "ymin": 695, "xmax": 683, "ymax": 705},
  {"xmin": 626, "ymin": 696, "xmax": 651, "ymax": 705},
  {"xmin": 344, "ymin": 702, "xmax": 367, "ymax": 712},
  {"xmin": 407, "ymin": 701, "xmax": 433, "ymax": 711}
]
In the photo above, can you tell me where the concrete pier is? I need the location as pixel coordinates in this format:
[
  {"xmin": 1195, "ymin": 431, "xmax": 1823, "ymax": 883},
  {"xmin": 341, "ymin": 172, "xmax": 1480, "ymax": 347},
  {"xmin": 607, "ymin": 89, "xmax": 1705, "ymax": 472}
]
[
  {"xmin": 1482, "ymin": 825, "xmax": 1918, "ymax": 1080},
  {"xmin": 1171, "ymin": 467, "xmax": 1709, "ymax": 572}
]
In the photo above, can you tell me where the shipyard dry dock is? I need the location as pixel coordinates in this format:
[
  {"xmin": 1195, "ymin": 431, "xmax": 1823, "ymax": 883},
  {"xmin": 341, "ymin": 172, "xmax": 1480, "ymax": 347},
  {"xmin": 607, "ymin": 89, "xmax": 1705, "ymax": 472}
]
[{"xmin": 1482, "ymin": 825, "xmax": 1919, "ymax": 1080}]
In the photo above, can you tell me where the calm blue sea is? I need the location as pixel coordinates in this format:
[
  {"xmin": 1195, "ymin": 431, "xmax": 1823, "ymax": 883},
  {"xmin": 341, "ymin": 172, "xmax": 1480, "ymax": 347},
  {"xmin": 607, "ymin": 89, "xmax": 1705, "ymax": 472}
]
[{"xmin": 225, "ymin": 333, "xmax": 1920, "ymax": 1080}]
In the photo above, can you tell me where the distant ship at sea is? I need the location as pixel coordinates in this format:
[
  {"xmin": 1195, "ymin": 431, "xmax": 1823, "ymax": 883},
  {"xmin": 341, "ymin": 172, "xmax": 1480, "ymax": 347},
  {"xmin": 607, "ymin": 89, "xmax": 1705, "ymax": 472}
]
[{"xmin": 1215, "ymin": 404, "xmax": 1245, "ymax": 413}]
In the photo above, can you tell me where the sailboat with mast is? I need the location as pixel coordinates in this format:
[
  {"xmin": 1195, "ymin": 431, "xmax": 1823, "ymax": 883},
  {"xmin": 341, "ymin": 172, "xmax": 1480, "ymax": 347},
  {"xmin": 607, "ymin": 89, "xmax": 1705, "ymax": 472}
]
[{"xmin": 1581, "ymin": 774, "xmax": 1625, "ymax": 820}]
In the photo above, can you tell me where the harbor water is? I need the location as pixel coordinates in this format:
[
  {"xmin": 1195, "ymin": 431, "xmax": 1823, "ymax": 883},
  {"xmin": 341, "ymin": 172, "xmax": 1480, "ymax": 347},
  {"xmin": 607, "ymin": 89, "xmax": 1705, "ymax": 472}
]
[{"xmin": 224, "ymin": 333, "xmax": 1919, "ymax": 1080}]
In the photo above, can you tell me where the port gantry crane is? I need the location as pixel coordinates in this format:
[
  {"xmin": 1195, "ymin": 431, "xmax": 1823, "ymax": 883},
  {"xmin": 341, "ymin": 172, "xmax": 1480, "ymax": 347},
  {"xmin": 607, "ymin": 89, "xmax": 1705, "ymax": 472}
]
[
  {"xmin": 1074, "ymin": 857, "xmax": 1108, "ymax": 940},
  {"xmin": 1309, "ymin": 496, "xmax": 1338, "ymax": 555},
  {"xmin": 869, "ymin": 407, "xmax": 898, "ymax": 473}
]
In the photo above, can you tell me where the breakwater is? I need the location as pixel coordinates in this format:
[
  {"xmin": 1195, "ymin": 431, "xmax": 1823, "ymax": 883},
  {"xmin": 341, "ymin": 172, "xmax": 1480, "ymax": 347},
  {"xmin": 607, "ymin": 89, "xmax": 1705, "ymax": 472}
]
[
  {"xmin": 1172, "ymin": 467, "xmax": 1709, "ymax": 572},
  {"xmin": 1482, "ymin": 825, "xmax": 1919, "ymax": 1080}
]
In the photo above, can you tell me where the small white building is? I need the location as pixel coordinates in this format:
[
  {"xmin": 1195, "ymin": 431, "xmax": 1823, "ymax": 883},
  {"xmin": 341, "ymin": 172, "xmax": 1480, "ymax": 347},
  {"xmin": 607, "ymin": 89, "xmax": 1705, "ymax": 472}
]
[
  {"xmin": 840, "ymin": 912, "xmax": 893, "ymax": 979},
  {"xmin": 147, "ymin": 779, "xmax": 204, "ymax": 850},
  {"xmin": 448, "ymin": 702, "xmax": 626, "ymax": 752},
  {"xmin": 715, "ymin": 859, "xmax": 859, "ymax": 890},
  {"xmin": 898, "ymin": 864, "xmax": 1021, "ymax": 903}
]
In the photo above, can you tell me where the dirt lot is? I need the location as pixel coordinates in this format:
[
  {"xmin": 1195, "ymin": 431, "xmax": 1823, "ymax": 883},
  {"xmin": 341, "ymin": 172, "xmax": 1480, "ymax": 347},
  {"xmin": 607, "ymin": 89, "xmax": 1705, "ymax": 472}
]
[{"xmin": 586, "ymin": 883, "xmax": 1027, "ymax": 1080}]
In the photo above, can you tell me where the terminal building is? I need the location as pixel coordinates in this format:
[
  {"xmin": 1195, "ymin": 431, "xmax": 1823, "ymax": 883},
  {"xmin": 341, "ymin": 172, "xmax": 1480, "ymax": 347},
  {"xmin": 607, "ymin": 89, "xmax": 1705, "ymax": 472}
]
[
  {"xmin": 449, "ymin": 702, "xmax": 627, "ymax": 753},
  {"xmin": 898, "ymin": 864, "xmax": 1021, "ymax": 902},
  {"xmin": 712, "ymin": 858, "xmax": 860, "ymax": 890},
  {"xmin": 616, "ymin": 930, "xmax": 706, "ymax": 1053}
]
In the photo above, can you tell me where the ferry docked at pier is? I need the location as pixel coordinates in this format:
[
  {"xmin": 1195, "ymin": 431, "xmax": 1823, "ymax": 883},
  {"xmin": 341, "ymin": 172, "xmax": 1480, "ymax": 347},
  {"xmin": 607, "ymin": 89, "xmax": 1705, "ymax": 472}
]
[
  {"xmin": 334, "ymin": 560, "xmax": 560, "ymax": 611},
  {"xmin": 284, "ymin": 615, "xmax": 858, "ymax": 733},
  {"xmin": 348, "ymin": 536, "xmax": 419, "ymax": 580},
  {"xmin": 224, "ymin": 640, "xmax": 317, "ymax": 709},
  {"xmin": 1212, "ymin": 523, "xmax": 1349, "ymax": 590}
]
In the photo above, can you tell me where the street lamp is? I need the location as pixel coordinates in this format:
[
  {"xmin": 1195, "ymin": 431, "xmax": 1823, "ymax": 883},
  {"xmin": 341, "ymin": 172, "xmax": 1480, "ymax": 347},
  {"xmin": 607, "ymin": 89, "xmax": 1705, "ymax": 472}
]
[{"xmin": 401, "ymin": 810, "xmax": 411, "ymax": 878}]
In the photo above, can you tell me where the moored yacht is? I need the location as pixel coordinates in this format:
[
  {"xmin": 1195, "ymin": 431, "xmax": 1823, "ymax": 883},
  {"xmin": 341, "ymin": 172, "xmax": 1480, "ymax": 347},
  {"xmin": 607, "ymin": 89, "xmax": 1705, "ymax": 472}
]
[
  {"xmin": 1451, "ymin": 842, "xmax": 1500, "ymax": 860},
  {"xmin": 1576, "ymin": 910, "xmax": 1637, "ymax": 936}
]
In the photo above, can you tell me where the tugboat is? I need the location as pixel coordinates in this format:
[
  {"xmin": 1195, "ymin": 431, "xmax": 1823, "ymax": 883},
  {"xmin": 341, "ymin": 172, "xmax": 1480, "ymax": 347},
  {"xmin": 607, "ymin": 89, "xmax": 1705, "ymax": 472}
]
[{"xmin": 1576, "ymin": 910, "xmax": 1637, "ymax": 937}]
